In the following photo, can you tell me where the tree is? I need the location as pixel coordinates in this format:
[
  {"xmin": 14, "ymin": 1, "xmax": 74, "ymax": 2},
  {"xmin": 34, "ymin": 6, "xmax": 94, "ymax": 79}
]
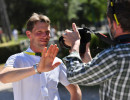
[
  {"xmin": 78, "ymin": 0, "xmax": 107, "ymax": 25},
  {"xmin": 5, "ymin": 0, "xmax": 46, "ymax": 31},
  {"xmin": 0, "ymin": 0, "xmax": 12, "ymax": 42},
  {"xmin": 4, "ymin": 0, "xmax": 107, "ymax": 32}
]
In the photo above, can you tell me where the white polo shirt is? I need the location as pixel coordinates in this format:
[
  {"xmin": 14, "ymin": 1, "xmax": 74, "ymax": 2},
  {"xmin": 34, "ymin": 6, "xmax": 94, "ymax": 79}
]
[{"xmin": 5, "ymin": 48, "xmax": 70, "ymax": 100}]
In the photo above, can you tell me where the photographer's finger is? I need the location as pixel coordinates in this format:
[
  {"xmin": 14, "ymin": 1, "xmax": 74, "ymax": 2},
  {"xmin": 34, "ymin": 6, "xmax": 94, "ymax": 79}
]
[
  {"xmin": 62, "ymin": 34, "xmax": 67, "ymax": 38},
  {"xmin": 63, "ymin": 35, "xmax": 67, "ymax": 38},
  {"xmin": 72, "ymin": 23, "xmax": 78, "ymax": 32},
  {"xmin": 63, "ymin": 37, "xmax": 69, "ymax": 42},
  {"xmin": 65, "ymin": 29, "xmax": 72, "ymax": 33}
]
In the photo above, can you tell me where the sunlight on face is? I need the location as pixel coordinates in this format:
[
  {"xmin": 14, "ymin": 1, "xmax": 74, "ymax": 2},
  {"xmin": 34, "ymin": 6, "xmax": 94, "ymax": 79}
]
[{"xmin": 30, "ymin": 21, "xmax": 50, "ymax": 52}]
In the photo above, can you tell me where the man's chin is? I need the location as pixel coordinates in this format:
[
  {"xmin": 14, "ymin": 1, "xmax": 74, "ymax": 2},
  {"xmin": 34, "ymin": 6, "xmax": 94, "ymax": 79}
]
[
  {"xmin": 40, "ymin": 44, "xmax": 47, "ymax": 48},
  {"xmin": 38, "ymin": 46, "xmax": 46, "ymax": 52}
]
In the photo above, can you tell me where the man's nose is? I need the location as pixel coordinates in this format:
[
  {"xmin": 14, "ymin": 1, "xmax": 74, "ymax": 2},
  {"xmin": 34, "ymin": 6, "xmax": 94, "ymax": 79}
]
[
  {"xmin": 41, "ymin": 33, "xmax": 47, "ymax": 37},
  {"xmin": 41, "ymin": 33, "xmax": 50, "ymax": 39}
]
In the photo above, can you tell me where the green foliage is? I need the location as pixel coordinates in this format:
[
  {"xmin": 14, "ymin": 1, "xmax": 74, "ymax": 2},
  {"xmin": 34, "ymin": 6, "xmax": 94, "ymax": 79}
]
[
  {"xmin": 0, "ymin": 44, "xmax": 21, "ymax": 64},
  {"xmin": 5, "ymin": 0, "xmax": 107, "ymax": 31},
  {"xmin": 0, "ymin": 35, "xmax": 28, "ymax": 63},
  {"xmin": 68, "ymin": 0, "xmax": 82, "ymax": 20},
  {"xmin": 79, "ymin": 0, "xmax": 107, "ymax": 23},
  {"xmin": 45, "ymin": 0, "xmax": 67, "ymax": 24},
  {"xmin": 90, "ymin": 34, "xmax": 110, "ymax": 57},
  {"xmin": 5, "ymin": 0, "xmax": 46, "ymax": 30}
]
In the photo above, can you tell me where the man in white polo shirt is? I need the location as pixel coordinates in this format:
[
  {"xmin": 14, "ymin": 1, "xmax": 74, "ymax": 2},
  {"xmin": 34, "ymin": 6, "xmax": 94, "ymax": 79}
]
[{"xmin": 0, "ymin": 13, "xmax": 81, "ymax": 100}]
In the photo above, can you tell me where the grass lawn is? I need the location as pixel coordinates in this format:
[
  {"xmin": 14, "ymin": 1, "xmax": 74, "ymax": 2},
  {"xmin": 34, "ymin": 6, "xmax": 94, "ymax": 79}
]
[{"xmin": 0, "ymin": 35, "xmax": 28, "ymax": 47}]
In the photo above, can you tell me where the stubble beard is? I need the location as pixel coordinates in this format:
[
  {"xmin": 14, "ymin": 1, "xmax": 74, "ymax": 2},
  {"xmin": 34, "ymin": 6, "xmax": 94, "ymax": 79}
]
[
  {"xmin": 110, "ymin": 24, "xmax": 116, "ymax": 39},
  {"xmin": 37, "ymin": 44, "xmax": 48, "ymax": 52}
]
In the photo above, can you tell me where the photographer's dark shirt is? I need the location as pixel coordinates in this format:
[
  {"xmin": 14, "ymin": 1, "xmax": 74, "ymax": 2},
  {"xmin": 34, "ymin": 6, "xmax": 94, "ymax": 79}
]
[{"xmin": 63, "ymin": 43, "xmax": 130, "ymax": 100}]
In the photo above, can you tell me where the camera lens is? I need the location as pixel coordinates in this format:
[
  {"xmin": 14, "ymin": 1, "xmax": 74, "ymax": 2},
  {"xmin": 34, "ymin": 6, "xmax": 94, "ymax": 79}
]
[{"xmin": 59, "ymin": 36, "xmax": 71, "ymax": 49}]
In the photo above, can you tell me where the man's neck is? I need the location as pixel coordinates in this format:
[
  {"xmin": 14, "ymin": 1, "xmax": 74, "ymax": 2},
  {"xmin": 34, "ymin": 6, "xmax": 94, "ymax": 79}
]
[
  {"xmin": 30, "ymin": 46, "xmax": 43, "ymax": 53},
  {"xmin": 114, "ymin": 31, "xmax": 130, "ymax": 38},
  {"xmin": 114, "ymin": 34, "xmax": 130, "ymax": 44}
]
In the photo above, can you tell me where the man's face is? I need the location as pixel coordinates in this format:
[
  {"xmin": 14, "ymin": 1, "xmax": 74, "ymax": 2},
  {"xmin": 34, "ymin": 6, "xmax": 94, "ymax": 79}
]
[{"xmin": 27, "ymin": 21, "xmax": 50, "ymax": 52}]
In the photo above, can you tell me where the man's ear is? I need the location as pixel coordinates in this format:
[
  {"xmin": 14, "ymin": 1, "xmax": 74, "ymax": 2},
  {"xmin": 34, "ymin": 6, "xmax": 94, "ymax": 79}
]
[
  {"xmin": 113, "ymin": 21, "xmax": 122, "ymax": 33},
  {"xmin": 113, "ymin": 21, "xmax": 121, "ymax": 29},
  {"xmin": 113, "ymin": 21, "xmax": 117, "ymax": 30},
  {"xmin": 26, "ymin": 31, "xmax": 31, "ymax": 39}
]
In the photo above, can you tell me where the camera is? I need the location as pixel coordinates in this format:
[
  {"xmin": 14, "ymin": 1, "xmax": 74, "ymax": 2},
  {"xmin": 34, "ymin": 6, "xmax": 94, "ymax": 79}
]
[
  {"xmin": 59, "ymin": 27, "xmax": 115, "ymax": 56},
  {"xmin": 59, "ymin": 27, "xmax": 91, "ymax": 55}
]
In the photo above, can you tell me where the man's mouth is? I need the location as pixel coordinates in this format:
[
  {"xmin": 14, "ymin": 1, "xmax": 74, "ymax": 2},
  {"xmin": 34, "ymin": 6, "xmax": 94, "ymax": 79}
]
[{"xmin": 40, "ymin": 39, "xmax": 48, "ymax": 42}]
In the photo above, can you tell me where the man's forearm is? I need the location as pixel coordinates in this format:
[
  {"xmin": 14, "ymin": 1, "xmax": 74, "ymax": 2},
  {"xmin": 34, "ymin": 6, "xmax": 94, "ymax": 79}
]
[
  {"xmin": 70, "ymin": 40, "xmax": 80, "ymax": 53},
  {"xmin": 0, "ymin": 67, "xmax": 36, "ymax": 83},
  {"xmin": 70, "ymin": 89, "xmax": 82, "ymax": 100},
  {"xmin": 66, "ymin": 84, "xmax": 82, "ymax": 100},
  {"xmin": 70, "ymin": 84, "xmax": 82, "ymax": 100}
]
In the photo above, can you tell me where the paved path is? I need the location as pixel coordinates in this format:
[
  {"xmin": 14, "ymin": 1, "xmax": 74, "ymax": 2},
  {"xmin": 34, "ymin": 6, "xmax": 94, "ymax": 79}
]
[
  {"xmin": 0, "ymin": 83, "xmax": 14, "ymax": 100},
  {"xmin": 59, "ymin": 84, "xmax": 100, "ymax": 100},
  {"xmin": 0, "ymin": 82, "xmax": 99, "ymax": 100}
]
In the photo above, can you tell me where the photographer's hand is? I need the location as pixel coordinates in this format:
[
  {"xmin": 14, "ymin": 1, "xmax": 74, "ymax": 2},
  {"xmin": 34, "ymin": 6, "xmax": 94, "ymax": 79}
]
[
  {"xmin": 63, "ymin": 23, "xmax": 81, "ymax": 53},
  {"xmin": 81, "ymin": 42, "xmax": 92, "ymax": 63}
]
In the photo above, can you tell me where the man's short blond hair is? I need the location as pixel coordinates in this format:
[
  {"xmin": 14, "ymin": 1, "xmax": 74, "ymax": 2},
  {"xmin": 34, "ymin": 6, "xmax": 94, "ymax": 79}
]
[{"xmin": 26, "ymin": 13, "xmax": 50, "ymax": 31}]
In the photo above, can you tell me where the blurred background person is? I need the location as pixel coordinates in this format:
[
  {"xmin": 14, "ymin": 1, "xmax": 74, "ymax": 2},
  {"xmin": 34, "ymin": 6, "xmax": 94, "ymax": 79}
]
[{"xmin": 12, "ymin": 28, "xmax": 18, "ymax": 41}]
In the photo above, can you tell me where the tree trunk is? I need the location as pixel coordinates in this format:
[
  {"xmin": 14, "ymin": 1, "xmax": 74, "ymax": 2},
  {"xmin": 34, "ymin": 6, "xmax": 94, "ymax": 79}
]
[{"xmin": 0, "ymin": 0, "xmax": 12, "ymax": 42}]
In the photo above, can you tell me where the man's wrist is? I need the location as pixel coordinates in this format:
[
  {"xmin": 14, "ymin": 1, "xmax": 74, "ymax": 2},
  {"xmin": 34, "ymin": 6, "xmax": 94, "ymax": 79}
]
[
  {"xmin": 33, "ymin": 64, "xmax": 41, "ymax": 74},
  {"xmin": 71, "ymin": 40, "xmax": 80, "ymax": 53}
]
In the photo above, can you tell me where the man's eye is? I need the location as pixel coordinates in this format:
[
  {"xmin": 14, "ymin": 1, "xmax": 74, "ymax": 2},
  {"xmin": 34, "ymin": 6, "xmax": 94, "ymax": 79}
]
[
  {"xmin": 46, "ymin": 31, "xmax": 50, "ymax": 35},
  {"xmin": 36, "ymin": 32, "xmax": 42, "ymax": 35}
]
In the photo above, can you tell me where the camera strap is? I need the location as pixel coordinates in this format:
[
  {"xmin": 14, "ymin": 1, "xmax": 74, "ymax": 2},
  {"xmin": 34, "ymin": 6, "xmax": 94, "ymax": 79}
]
[
  {"xmin": 95, "ymin": 33, "xmax": 130, "ymax": 45},
  {"xmin": 94, "ymin": 32, "xmax": 115, "ymax": 45}
]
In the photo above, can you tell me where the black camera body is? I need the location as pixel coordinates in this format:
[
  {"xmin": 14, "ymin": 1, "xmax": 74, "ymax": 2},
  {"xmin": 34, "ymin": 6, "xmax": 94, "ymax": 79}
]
[
  {"xmin": 59, "ymin": 27, "xmax": 91, "ymax": 55},
  {"xmin": 59, "ymin": 26, "xmax": 120, "ymax": 57}
]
